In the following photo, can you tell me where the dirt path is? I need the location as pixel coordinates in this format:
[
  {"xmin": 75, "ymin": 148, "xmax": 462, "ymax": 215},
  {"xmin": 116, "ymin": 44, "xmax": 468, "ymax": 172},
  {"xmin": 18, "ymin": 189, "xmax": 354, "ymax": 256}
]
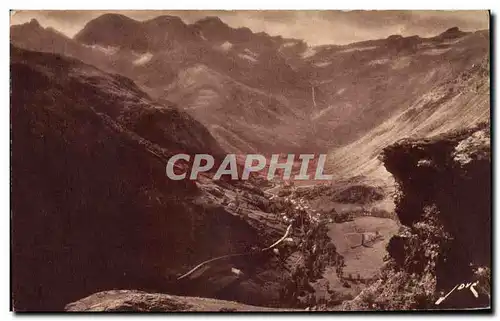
[{"xmin": 177, "ymin": 224, "xmax": 293, "ymax": 280}]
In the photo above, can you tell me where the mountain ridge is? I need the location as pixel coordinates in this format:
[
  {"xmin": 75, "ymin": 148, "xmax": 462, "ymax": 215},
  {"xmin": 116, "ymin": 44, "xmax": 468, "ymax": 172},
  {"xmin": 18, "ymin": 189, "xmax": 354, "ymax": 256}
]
[{"xmin": 10, "ymin": 15, "xmax": 489, "ymax": 156}]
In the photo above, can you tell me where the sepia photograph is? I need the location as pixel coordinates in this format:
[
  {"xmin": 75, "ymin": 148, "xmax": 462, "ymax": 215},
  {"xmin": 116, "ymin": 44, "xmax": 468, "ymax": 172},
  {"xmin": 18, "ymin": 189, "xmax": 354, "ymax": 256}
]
[{"xmin": 9, "ymin": 8, "xmax": 491, "ymax": 312}]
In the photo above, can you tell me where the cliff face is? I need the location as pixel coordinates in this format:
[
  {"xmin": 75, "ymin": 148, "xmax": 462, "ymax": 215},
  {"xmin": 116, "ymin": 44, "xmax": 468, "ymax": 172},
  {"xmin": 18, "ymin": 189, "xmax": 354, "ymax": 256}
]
[
  {"xmin": 343, "ymin": 125, "xmax": 491, "ymax": 310},
  {"xmin": 10, "ymin": 46, "xmax": 258, "ymax": 311}
]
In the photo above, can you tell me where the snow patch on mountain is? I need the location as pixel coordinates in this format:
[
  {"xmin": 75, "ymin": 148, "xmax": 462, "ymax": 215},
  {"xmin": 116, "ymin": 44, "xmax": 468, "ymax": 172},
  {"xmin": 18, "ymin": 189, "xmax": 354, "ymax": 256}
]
[
  {"xmin": 85, "ymin": 44, "xmax": 119, "ymax": 56},
  {"xmin": 338, "ymin": 46, "xmax": 377, "ymax": 54},
  {"xmin": 301, "ymin": 47, "xmax": 317, "ymax": 59},
  {"xmin": 282, "ymin": 41, "xmax": 299, "ymax": 48},
  {"xmin": 239, "ymin": 53, "xmax": 258, "ymax": 63},
  {"xmin": 314, "ymin": 61, "xmax": 332, "ymax": 67},
  {"xmin": 219, "ymin": 41, "xmax": 233, "ymax": 52},
  {"xmin": 133, "ymin": 52, "xmax": 153, "ymax": 65},
  {"xmin": 369, "ymin": 58, "xmax": 390, "ymax": 66}
]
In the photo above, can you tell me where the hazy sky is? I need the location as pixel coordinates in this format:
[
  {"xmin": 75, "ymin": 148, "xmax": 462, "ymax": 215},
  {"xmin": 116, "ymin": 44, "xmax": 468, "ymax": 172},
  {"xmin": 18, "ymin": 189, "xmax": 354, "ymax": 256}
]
[{"xmin": 10, "ymin": 10, "xmax": 489, "ymax": 46}]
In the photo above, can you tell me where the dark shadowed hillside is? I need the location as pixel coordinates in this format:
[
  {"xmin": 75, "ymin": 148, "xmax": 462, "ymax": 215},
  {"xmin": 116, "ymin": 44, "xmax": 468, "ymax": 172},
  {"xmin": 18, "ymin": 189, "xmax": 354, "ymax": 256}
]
[
  {"xmin": 11, "ymin": 46, "xmax": 339, "ymax": 311},
  {"xmin": 10, "ymin": 46, "xmax": 258, "ymax": 311}
]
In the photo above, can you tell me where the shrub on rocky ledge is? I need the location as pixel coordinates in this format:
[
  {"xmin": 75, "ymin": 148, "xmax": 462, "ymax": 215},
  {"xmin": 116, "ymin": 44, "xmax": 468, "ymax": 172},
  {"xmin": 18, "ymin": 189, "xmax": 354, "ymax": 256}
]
[{"xmin": 343, "ymin": 124, "xmax": 491, "ymax": 310}]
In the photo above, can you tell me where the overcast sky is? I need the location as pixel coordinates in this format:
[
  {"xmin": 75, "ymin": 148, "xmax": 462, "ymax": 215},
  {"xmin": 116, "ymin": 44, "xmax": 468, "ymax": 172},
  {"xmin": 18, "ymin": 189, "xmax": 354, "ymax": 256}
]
[{"xmin": 10, "ymin": 10, "xmax": 489, "ymax": 46}]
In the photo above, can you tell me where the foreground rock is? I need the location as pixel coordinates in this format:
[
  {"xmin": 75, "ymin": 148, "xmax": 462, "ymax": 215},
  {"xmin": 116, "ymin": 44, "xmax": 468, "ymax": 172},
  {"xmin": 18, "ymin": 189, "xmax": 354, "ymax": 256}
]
[
  {"xmin": 65, "ymin": 290, "xmax": 291, "ymax": 312},
  {"xmin": 343, "ymin": 124, "xmax": 491, "ymax": 310}
]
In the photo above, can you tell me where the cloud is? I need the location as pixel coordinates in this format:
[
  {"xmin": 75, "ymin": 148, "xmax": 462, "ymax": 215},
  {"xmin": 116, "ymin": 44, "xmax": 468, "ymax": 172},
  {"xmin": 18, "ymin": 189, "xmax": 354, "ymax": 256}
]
[{"xmin": 10, "ymin": 10, "xmax": 489, "ymax": 46}]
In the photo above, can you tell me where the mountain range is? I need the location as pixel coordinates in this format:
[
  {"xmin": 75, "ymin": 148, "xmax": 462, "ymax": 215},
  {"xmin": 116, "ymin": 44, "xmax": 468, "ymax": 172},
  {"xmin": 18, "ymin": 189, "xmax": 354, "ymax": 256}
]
[
  {"xmin": 11, "ymin": 14, "xmax": 489, "ymax": 155},
  {"xmin": 10, "ymin": 12, "xmax": 490, "ymax": 311}
]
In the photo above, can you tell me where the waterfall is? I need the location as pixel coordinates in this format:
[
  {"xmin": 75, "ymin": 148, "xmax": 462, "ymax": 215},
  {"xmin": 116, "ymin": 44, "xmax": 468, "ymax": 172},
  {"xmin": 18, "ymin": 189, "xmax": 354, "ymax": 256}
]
[{"xmin": 311, "ymin": 86, "xmax": 317, "ymax": 109}]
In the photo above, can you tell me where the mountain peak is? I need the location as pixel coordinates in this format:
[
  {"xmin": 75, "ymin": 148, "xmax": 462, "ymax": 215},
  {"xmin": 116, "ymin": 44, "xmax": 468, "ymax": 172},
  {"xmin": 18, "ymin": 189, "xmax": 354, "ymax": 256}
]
[
  {"xmin": 437, "ymin": 26, "xmax": 466, "ymax": 39},
  {"xmin": 443, "ymin": 26, "xmax": 461, "ymax": 34},
  {"xmin": 28, "ymin": 18, "xmax": 40, "ymax": 27},
  {"xmin": 74, "ymin": 13, "xmax": 147, "ymax": 51},
  {"xmin": 194, "ymin": 16, "xmax": 230, "ymax": 30},
  {"xmin": 12, "ymin": 18, "xmax": 42, "ymax": 31},
  {"xmin": 92, "ymin": 13, "xmax": 138, "ymax": 25},
  {"xmin": 145, "ymin": 15, "xmax": 184, "ymax": 25},
  {"xmin": 76, "ymin": 13, "xmax": 140, "ymax": 36},
  {"xmin": 386, "ymin": 34, "xmax": 403, "ymax": 40},
  {"xmin": 196, "ymin": 16, "xmax": 225, "ymax": 24}
]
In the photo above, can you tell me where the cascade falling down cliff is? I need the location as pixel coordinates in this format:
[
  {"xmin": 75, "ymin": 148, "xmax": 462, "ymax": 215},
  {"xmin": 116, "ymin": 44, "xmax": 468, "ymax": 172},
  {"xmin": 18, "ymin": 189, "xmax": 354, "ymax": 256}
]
[{"xmin": 343, "ymin": 124, "xmax": 491, "ymax": 310}]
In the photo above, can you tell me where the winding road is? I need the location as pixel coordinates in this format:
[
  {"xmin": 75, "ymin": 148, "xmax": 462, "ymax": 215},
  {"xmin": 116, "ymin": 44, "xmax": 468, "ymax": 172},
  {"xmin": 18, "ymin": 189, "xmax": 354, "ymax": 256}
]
[{"xmin": 177, "ymin": 224, "xmax": 293, "ymax": 280}]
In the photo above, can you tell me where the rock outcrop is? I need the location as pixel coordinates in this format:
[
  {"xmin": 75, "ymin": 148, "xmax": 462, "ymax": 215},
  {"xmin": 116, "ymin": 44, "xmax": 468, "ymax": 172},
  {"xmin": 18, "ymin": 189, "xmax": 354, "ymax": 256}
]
[
  {"xmin": 342, "ymin": 124, "xmax": 491, "ymax": 310},
  {"xmin": 64, "ymin": 290, "xmax": 291, "ymax": 312}
]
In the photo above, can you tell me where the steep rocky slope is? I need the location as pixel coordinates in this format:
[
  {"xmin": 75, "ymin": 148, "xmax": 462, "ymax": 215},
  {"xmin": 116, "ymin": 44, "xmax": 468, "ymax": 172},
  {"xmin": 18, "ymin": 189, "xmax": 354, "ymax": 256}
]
[
  {"xmin": 299, "ymin": 28, "xmax": 489, "ymax": 147},
  {"xmin": 326, "ymin": 53, "xmax": 489, "ymax": 188},
  {"xmin": 10, "ymin": 19, "xmax": 98, "ymax": 62},
  {"xmin": 162, "ymin": 64, "xmax": 313, "ymax": 153},
  {"xmin": 342, "ymin": 125, "xmax": 491, "ymax": 310}
]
